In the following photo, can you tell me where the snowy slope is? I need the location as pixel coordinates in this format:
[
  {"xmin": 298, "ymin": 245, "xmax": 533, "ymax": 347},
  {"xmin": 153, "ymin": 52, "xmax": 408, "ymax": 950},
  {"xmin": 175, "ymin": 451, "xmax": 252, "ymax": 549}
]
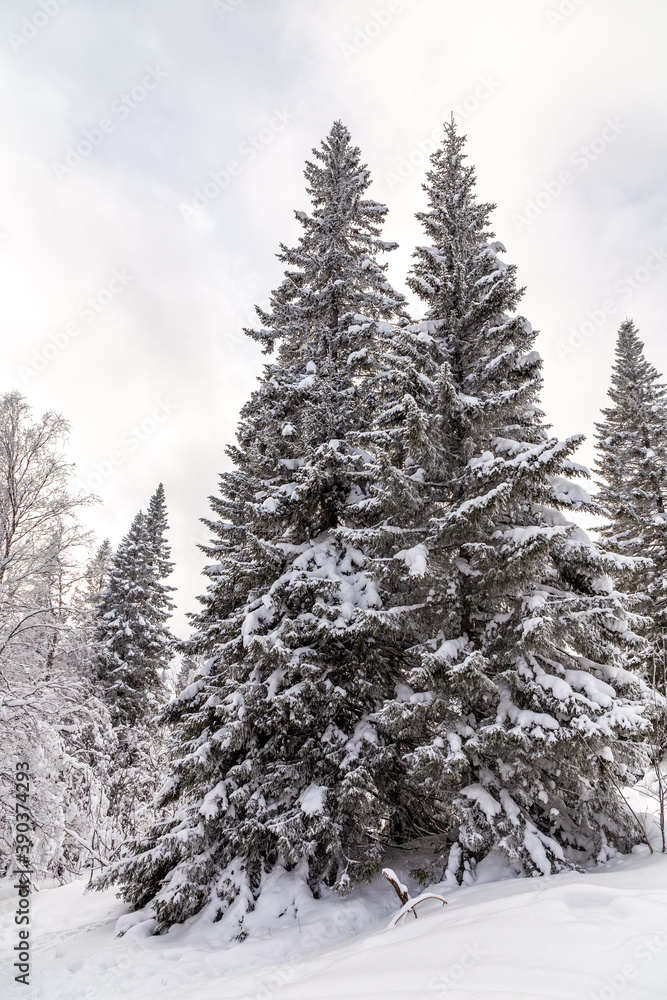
[{"xmin": 2, "ymin": 844, "xmax": 667, "ymax": 1000}]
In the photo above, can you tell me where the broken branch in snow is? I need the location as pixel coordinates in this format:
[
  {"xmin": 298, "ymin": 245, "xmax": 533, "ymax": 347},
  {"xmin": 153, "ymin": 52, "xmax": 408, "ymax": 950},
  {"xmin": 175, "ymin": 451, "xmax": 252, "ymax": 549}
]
[
  {"xmin": 382, "ymin": 868, "xmax": 447, "ymax": 925},
  {"xmin": 388, "ymin": 892, "xmax": 448, "ymax": 927},
  {"xmin": 382, "ymin": 867, "xmax": 409, "ymax": 905}
]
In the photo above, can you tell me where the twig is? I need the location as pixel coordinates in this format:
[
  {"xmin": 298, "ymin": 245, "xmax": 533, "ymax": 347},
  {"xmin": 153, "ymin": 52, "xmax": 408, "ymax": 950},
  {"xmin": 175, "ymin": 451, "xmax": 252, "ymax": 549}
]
[
  {"xmin": 389, "ymin": 892, "xmax": 448, "ymax": 927},
  {"xmin": 602, "ymin": 763, "xmax": 654, "ymax": 854}
]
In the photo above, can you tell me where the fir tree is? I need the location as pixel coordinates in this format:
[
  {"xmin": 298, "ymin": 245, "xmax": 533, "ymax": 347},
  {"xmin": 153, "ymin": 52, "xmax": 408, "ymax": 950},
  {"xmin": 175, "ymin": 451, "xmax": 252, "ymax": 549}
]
[
  {"xmin": 90, "ymin": 487, "xmax": 175, "ymax": 853},
  {"xmin": 174, "ymin": 654, "xmax": 204, "ymax": 695},
  {"xmin": 595, "ymin": 319, "xmax": 667, "ymax": 687},
  {"xmin": 83, "ymin": 538, "xmax": 113, "ymax": 607},
  {"xmin": 369, "ymin": 119, "xmax": 651, "ymax": 881},
  {"xmin": 93, "ymin": 487, "xmax": 175, "ymax": 726},
  {"xmin": 99, "ymin": 121, "xmax": 410, "ymax": 932},
  {"xmin": 145, "ymin": 483, "xmax": 175, "ymax": 586}
]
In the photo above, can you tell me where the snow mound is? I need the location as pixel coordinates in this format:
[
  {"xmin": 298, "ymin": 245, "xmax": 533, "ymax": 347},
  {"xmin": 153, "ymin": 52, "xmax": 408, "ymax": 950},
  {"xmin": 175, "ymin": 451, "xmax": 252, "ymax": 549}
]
[
  {"xmin": 2, "ymin": 777, "xmax": 667, "ymax": 999},
  {"xmin": 0, "ymin": 851, "xmax": 664, "ymax": 999}
]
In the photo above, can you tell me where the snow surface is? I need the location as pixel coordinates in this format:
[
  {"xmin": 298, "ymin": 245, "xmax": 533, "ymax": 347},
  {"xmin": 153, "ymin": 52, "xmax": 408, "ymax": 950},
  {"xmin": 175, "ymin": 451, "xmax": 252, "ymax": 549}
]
[{"xmin": 3, "ymin": 787, "xmax": 667, "ymax": 999}]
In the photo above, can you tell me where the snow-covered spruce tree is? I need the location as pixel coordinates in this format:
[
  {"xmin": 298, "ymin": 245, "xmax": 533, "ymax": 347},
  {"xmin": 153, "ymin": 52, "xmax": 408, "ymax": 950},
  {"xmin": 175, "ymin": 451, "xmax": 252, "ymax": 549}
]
[
  {"xmin": 368, "ymin": 119, "xmax": 651, "ymax": 881},
  {"xmin": 595, "ymin": 319, "xmax": 667, "ymax": 687},
  {"xmin": 593, "ymin": 321, "xmax": 667, "ymax": 844},
  {"xmin": 94, "ymin": 487, "xmax": 175, "ymax": 726},
  {"xmin": 98, "ymin": 121, "xmax": 411, "ymax": 932},
  {"xmin": 145, "ymin": 483, "xmax": 176, "ymax": 595},
  {"xmin": 174, "ymin": 654, "xmax": 205, "ymax": 695},
  {"xmin": 83, "ymin": 538, "xmax": 113, "ymax": 607},
  {"xmin": 91, "ymin": 487, "xmax": 175, "ymax": 852}
]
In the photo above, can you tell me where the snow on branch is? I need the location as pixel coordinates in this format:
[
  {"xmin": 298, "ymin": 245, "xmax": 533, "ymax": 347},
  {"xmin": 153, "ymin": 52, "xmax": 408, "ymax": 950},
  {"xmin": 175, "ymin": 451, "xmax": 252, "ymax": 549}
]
[{"xmin": 382, "ymin": 868, "xmax": 447, "ymax": 926}]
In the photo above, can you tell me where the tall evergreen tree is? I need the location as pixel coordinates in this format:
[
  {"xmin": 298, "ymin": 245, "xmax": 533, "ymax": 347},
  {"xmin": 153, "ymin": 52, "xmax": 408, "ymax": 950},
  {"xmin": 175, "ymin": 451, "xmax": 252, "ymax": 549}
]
[
  {"xmin": 174, "ymin": 654, "xmax": 204, "ymax": 695},
  {"xmin": 93, "ymin": 486, "xmax": 175, "ymax": 726},
  {"xmin": 83, "ymin": 538, "xmax": 113, "ymax": 606},
  {"xmin": 90, "ymin": 487, "xmax": 175, "ymax": 852},
  {"xmin": 595, "ymin": 319, "xmax": 667, "ymax": 687},
  {"xmin": 145, "ymin": 483, "xmax": 175, "ymax": 586},
  {"xmin": 99, "ymin": 122, "xmax": 411, "ymax": 932},
  {"xmin": 367, "ymin": 119, "xmax": 651, "ymax": 881}
]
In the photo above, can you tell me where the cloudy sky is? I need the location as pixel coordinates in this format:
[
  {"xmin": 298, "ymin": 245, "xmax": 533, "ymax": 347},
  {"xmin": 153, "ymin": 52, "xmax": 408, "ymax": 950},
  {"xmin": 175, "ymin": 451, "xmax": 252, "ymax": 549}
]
[{"xmin": 2, "ymin": 0, "xmax": 666, "ymax": 634}]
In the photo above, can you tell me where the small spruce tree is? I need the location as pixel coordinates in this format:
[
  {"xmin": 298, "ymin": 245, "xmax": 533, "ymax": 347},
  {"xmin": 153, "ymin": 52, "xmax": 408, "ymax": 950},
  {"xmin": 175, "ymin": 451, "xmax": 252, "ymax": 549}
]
[
  {"xmin": 93, "ymin": 486, "xmax": 175, "ymax": 725},
  {"xmin": 595, "ymin": 319, "xmax": 667, "ymax": 687},
  {"xmin": 83, "ymin": 539, "xmax": 114, "ymax": 607},
  {"xmin": 91, "ymin": 487, "xmax": 175, "ymax": 850}
]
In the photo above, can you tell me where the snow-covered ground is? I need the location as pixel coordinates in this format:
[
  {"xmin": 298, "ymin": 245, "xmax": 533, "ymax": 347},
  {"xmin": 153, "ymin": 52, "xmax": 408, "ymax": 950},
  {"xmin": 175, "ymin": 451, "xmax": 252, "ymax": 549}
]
[{"xmin": 3, "ymin": 782, "xmax": 667, "ymax": 1000}]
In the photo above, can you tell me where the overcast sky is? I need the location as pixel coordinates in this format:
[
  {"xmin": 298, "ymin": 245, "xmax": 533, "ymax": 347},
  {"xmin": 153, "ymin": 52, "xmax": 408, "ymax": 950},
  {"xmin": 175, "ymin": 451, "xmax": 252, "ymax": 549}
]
[{"xmin": 2, "ymin": 0, "xmax": 666, "ymax": 634}]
